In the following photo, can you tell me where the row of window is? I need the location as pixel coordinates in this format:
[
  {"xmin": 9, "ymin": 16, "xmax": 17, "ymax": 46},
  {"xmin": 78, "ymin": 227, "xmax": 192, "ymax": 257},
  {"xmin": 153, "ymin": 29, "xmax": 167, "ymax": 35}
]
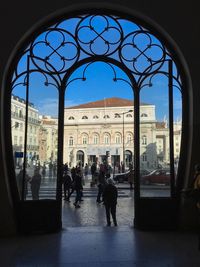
[
  {"xmin": 67, "ymin": 113, "xmax": 148, "ymax": 120},
  {"xmin": 13, "ymin": 136, "xmax": 38, "ymax": 146},
  {"xmin": 11, "ymin": 105, "xmax": 38, "ymax": 119},
  {"xmin": 12, "ymin": 120, "xmax": 39, "ymax": 134},
  {"xmin": 68, "ymin": 135, "xmax": 148, "ymax": 146}
]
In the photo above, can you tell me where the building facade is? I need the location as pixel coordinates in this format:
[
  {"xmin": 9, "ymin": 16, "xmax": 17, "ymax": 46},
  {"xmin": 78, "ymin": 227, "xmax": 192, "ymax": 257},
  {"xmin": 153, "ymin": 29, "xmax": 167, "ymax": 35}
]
[
  {"xmin": 38, "ymin": 116, "xmax": 58, "ymax": 165},
  {"xmin": 63, "ymin": 97, "xmax": 180, "ymax": 170},
  {"xmin": 11, "ymin": 94, "xmax": 40, "ymax": 167}
]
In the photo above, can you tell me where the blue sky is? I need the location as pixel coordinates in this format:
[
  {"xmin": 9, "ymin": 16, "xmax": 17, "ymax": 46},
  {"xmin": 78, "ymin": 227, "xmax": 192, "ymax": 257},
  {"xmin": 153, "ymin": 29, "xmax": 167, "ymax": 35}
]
[{"xmin": 12, "ymin": 15, "xmax": 182, "ymax": 122}]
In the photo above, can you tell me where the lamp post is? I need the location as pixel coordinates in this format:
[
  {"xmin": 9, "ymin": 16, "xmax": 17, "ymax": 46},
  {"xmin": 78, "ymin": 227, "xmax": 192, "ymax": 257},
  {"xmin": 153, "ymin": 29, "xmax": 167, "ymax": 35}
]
[{"xmin": 115, "ymin": 110, "xmax": 133, "ymax": 170}]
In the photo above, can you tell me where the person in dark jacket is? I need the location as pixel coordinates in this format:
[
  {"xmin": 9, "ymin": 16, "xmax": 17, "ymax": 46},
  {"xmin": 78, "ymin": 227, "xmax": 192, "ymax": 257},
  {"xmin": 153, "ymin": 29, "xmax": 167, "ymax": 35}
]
[
  {"xmin": 96, "ymin": 169, "xmax": 106, "ymax": 203},
  {"xmin": 103, "ymin": 178, "xmax": 118, "ymax": 226},
  {"xmin": 63, "ymin": 170, "xmax": 72, "ymax": 201},
  {"xmin": 73, "ymin": 168, "xmax": 83, "ymax": 208}
]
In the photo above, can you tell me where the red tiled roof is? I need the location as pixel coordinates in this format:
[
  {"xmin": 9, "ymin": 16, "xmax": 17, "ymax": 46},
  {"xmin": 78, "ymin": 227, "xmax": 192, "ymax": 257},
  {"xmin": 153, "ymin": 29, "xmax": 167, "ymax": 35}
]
[{"xmin": 66, "ymin": 97, "xmax": 149, "ymax": 109}]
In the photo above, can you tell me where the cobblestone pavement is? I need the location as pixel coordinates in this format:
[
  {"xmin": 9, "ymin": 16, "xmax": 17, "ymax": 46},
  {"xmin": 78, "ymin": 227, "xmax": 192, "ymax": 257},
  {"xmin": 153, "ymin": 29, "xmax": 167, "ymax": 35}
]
[{"xmin": 62, "ymin": 182, "xmax": 135, "ymax": 228}]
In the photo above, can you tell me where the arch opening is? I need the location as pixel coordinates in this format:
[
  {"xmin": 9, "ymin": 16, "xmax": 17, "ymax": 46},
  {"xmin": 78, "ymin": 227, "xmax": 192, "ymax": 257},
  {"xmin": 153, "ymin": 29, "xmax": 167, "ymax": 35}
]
[{"xmin": 2, "ymin": 7, "xmax": 188, "ymax": 231}]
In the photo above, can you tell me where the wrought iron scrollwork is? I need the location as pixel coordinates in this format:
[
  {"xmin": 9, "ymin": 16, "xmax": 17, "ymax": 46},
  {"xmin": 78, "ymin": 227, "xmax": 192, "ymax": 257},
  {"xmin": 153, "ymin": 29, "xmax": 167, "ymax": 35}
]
[
  {"xmin": 75, "ymin": 15, "xmax": 123, "ymax": 56},
  {"xmin": 119, "ymin": 31, "xmax": 166, "ymax": 75},
  {"xmin": 11, "ymin": 13, "xmax": 182, "ymax": 92},
  {"xmin": 29, "ymin": 28, "xmax": 80, "ymax": 75}
]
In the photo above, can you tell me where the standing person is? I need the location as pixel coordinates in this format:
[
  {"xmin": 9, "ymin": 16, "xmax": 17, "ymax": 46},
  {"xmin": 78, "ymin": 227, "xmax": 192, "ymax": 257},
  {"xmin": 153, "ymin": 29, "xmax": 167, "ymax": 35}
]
[
  {"xmin": 91, "ymin": 162, "xmax": 97, "ymax": 187},
  {"xmin": 73, "ymin": 168, "xmax": 83, "ymax": 208},
  {"xmin": 63, "ymin": 162, "xmax": 68, "ymax": 172},
  {"xmin": 30, "ymin": 168, "xmax": 41, "ymax": 200},
  {"xmin": 96, "ymin": 167, "xmax": 106, "ymax": 203},
  {"xmin": 84, "ymin": 163, "xmax": 89, "ymax": 180},
  {"xmin": 41, "ymin": 163, "xmax": 46, "ymax": 179},
  {"xmin": 103, "ymin": 178, "xmax": 118, "ymax": 226},
  {"xmin": 63, "ymin": 170, "xmax": 72, "ymax": 201},
  {"xmin": 127, "ymin": 164, "xmax": 134, "ymax": 190}
]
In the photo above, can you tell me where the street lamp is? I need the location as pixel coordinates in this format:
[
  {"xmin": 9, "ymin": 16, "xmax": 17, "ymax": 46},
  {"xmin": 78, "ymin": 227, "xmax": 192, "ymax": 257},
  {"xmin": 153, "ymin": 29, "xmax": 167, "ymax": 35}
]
[{"xmin": 115, "ymin": 109, "xmax": 133, "ymax": 170}]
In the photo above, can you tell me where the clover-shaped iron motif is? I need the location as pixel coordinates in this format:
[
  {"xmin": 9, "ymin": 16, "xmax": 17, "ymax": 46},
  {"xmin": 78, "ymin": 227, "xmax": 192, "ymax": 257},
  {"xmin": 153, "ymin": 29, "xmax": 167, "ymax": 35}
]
[
  {"xmin": 120, "ymin": 31, "xmax": 166, "ymax": 75},
  {"xmin": 30, "ymin": 29, "xmax": 79, "ymax": 74},
  {"xmin": 76, "ymin": 15, "xmax": 123, "ymax": 56}
]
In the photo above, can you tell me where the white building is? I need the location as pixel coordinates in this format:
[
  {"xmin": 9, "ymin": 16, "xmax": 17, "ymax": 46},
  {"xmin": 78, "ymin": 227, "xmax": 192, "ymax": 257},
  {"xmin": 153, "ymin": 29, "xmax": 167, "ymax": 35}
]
[
  {"xmin": 63, "ymin": 97, "xmax": 159, "ymax": 169},
  {"xmin": 11, "ymin": 94, "xmax": 40, "ymax": 166},
  {"xmin": 38, "ymin": 116, "xmax": 58, "ymax": 165}
]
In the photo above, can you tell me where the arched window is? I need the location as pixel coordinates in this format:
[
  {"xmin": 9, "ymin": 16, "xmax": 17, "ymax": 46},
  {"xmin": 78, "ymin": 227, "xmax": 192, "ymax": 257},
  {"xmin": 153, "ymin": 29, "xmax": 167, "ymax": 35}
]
[
  {"xmin": 104, "ymin": 134, "xmax": 110, "ymax": 144},
  {"xmin": 93, "ymin": 134, "xmax": 99, "ymax": 144},
  {"xmin": 115, "ymin": 133, "xmax": 121, "ymax": 144},
  {"xmin": 115, "ymin": 113, "xmax": 121, "ymax": 118},
  {"xmin": 68, "ymin": 116, "xmax": 75, "ymax": 120},
  {"xmin": 126, "ymin": 133, "xmax": 133, "ymax": 144},
  {"xmin": 4, "ymin": 8, "xmax": 186, "ymax": 228},
  {"xmin": 141, "ymin": 113, "xmax": 148, "ymax": 117},
  {"xmin": 142, "ymin": 135, "xmax": 147, "ymax": 145},
  {"xmin": 126, "ymin": 113, "xmax": 132, "ymax": 118},
  {"xmin": 103, "ymin": 115, "xmax": 110, "ymax": 119},
  {"xmin": 82, "ymin": 116, "xmax": 88, "ymax": 120},
  {"xmin": 93, "ymin": 115, "xmax": 99, "ymax": 119},
  {"xmin": 82, "ymin": 134, "xmax": 88, "ymax": 145},
  {"xmin": 69, "ymin": 136, "xmax": 73, "ymax": 146}
]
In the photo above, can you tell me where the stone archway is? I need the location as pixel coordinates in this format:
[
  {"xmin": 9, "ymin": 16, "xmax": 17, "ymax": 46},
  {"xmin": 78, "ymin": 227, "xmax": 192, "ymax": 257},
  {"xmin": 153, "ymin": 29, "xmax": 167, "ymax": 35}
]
[{"xmin": 1, "ymin": 4, "xmax": 190, "ymax": 232}]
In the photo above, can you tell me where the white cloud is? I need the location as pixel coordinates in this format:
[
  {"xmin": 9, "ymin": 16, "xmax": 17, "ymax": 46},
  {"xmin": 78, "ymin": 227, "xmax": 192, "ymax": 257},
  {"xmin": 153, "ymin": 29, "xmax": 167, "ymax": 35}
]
[
  {"xmin": 36, "ymin": 98, "xmax": 81, "ymax": 116},
  {"xmin": 37, "ymin": 98, "xmax": 59, "ymax": 116}
]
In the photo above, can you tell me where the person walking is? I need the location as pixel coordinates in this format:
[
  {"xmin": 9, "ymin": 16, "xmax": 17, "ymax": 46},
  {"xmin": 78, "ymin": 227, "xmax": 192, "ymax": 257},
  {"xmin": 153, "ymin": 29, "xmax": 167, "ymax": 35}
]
[
  {"xmin": 91, "ymin": 162, "xmax": 97, "ymax": 186},
  {"xmin": 84, "ymin": 163, "xmax": 89, "ymax": 180},
  {"xmin": 73, "ymin": 168, "xmax": 83, "ymax": 208},
  {"xmin": 63, "ymin": 170, "xmax": 72, "ymax": 201},
  {"xmin": 103, "ymin": 178, "xmax": 118, "ymax": 226},
  {"xmin": 30, "ymin": 168, "xmax": 41, "ymax": 200},
  {"xmin": 41, "ymin": 163, "xmax": 46, "ymax": 179}
]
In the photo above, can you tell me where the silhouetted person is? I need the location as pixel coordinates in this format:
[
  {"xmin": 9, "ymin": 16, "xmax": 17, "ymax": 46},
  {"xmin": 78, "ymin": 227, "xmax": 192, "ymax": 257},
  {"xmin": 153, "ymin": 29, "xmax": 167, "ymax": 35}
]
[
  {"xmin": 30, "ymin": 168, "xmax": 41, "ymax": 200},
  {"xmin": 84, "ymin": 163, "xmax": 89, "ymax": 180},
  {"xmin": 103, "ymin": 178, "xmax": 118, "ymax": 226},
  {"xmin": 91, "ymin": 162, "xmax": 97, "ymax": 186},
  {"xmin": 63, "ymin": 170, "xmax": 72, "ymax": 201},
  {"xmin": 73, "ymin": 168, "xmax": 83, "ymax": 208},
  {"xmin": 96, "ymin": 169, "xmax": 106, "ymax": 203},
  {"xmin": 41, "ymin": 163, "xmax": 46, "ymax": 178}
]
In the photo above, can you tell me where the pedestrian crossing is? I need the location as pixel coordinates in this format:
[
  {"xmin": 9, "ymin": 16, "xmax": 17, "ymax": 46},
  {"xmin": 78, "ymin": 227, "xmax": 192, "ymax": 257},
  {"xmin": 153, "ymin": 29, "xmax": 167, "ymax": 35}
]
[{"xmin": 26, "ymin": 186, "xmax": 130, "ymax": 200}]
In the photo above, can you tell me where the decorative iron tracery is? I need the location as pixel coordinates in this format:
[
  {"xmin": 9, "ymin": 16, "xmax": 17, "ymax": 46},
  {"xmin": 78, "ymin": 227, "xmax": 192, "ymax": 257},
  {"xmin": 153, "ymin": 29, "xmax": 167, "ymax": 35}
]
[
  {"xmin": 10, "ymin": 12, "xmax": 183, "ymax": 201},
  {"xmin": 11, "ymin": 14, "xmax": 182, "ymax": 91}
]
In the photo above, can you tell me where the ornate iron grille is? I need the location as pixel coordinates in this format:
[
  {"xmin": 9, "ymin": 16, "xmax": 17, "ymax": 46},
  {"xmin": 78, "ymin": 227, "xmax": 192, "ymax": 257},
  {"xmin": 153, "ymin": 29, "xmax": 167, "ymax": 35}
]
[{"xmin": 10, "ymin": 13, "xmax": 183, "ymax": 201}]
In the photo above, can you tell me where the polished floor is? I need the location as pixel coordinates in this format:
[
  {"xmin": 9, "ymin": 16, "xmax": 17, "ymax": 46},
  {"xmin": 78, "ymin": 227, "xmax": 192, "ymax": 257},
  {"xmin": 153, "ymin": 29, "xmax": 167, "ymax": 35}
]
[{"xmin": 0, "ymin": 183, "xmax": 200, "ymax": 266}]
